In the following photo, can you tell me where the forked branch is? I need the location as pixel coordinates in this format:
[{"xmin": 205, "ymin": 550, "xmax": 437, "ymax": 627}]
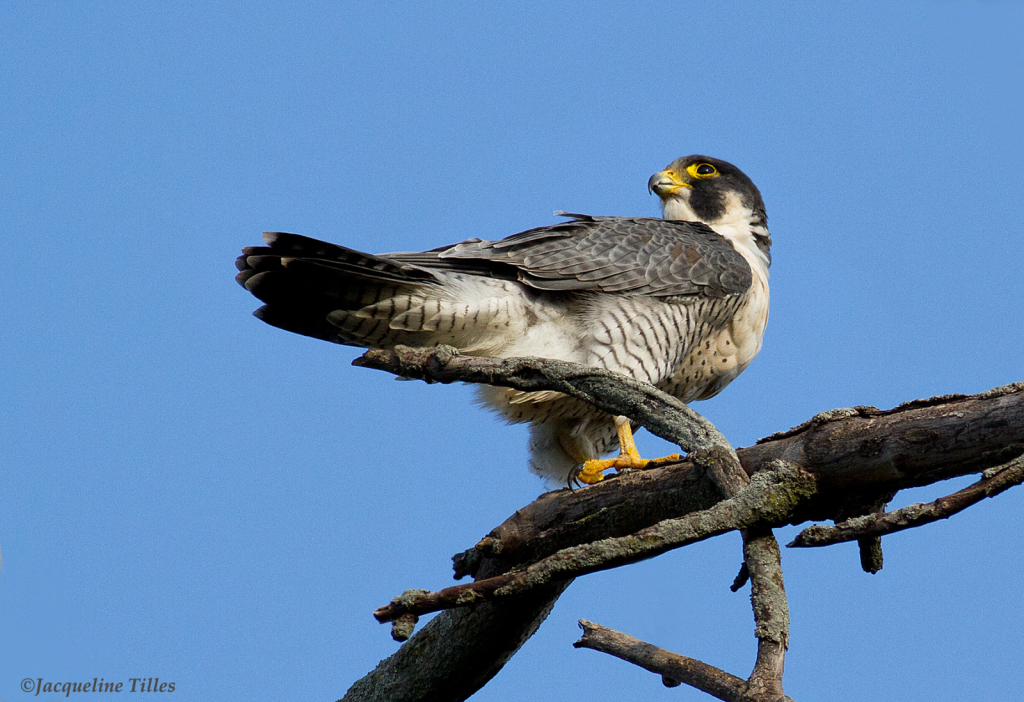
[
  {"xmin": 343, "ymin": 347, "xmax": 1024, "ymax": 702},
  {"xmin": 373, "ymin": 464, "xmax": 808, "ymax": 625},
  {"xmin": 789, "ymin": 454, "xmax": 1024, "ymax": 548}
]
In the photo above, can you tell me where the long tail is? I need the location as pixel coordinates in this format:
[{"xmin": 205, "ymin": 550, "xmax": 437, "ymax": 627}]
[
  {"xmin": 236, "ymin": 231, "xmax": 532, "ymax": 352},
  {"xmin": 235, "ymin": 231, "xmax": 442, "ymax": 347}
]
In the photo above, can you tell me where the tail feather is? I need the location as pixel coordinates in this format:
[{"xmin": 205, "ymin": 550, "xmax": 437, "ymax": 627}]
[
  {"xmin": 236, "ymin": 232, "xmax": 437, "ymax": 347},
  {"xmin": 259, "ymin": 232, "xmax": 437, "ymax": 284},
  {"xmin": 236, "ymin": 231, "xmax": 530, "ymax": 353}
]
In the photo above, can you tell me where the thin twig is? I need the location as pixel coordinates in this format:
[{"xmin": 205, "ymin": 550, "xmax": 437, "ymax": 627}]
[
  {"xmin": 788, "ymin": 454, "xmax": 1024, "ymax": 548},
  {"xmin": 730, "ymin": 562, "xmax": 750, "ymax": 592},
  {"xmin": 574, "ymin": 620, "xmax": 750, "ymax": 702}
]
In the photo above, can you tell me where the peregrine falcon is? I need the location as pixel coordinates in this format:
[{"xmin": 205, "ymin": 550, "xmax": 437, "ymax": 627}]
[{"xmin": 236, "ymin": 155, "xmax": 770, "ymax": 485}]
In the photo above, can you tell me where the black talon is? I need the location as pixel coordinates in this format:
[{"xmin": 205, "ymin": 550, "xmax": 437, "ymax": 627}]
[{"xmin": 567, "ymin": 463, "xmax": 585, "ymax": 490}]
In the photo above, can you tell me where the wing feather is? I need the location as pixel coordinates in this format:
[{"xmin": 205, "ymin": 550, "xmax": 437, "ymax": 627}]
[
  {"xmin": 236, "ymin": 216, "xmax": 753, "ymax": 349},
  {"xmin": 409, "ymin": 216, "xmax": 752, "ymax": 298}
]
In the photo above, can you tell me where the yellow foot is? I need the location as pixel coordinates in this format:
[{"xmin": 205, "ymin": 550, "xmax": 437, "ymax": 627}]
[
  {"xmin": 571, "ymin": 455, "xmax": 643, "ymax": 485},
  {"xmin": 568, "ymin": 416, "xmax": 684, "ymax": 487}
]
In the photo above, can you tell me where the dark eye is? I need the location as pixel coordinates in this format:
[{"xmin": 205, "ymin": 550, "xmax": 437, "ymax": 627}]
[{"xmin": 687, "ymin": 162, "xmax": 719, "ymax": 179}]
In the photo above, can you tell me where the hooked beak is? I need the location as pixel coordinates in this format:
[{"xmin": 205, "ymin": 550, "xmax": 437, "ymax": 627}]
[{"xmin": 648, "ymin": 169, "xmax": 691, "ymax": 198}]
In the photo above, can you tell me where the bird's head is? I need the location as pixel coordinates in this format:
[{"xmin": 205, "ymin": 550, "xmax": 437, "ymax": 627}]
[{"xmin": 649, "ymin": 155, "xmax": 767, "ymax": 232}]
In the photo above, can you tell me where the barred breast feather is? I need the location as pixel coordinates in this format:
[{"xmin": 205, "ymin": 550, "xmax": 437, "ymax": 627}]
[{"xmin": 236, "ymin": 213, "xmax": 765, "ymax": 482}]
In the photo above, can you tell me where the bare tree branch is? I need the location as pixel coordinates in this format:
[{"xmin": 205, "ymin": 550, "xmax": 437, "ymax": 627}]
[
  {"xmin": 341, "ymin": 347, "xmax": 1024, "ymax": 702},
  {"xmin": 574, "ymin": 620, "xmax": 754, "ymax": 702},
  {"xmin": 452, "ymin": 459, "xmax": 724, "ymax": 581},
  {"xmin": 373, "ymin": 370, "xmax": 1024, "ymax": 621},
  {"xmin": 572, "ymin": 537, "xmax": 792, "ymax": 701},
  {"xmin": 353, "ymin": 345, "xmax": 733, "ymax": 454},
  {"xmin": 789, "ymin": 453, "xmax": 1024, "ymax": 548},
  {"xmin": 738, "ymin": 383, "xmax": 1024, "ymax": 496},
  {"xmin": 359, "ymin": 348, "xmax": 1024, "ymax": 504},
  {"xmin": 373, "ymin": 463, "xmax": 808, "ymax": 624},
  {"xmin": 341, "ymin": 581, "xmax": 572, "ymax": 702},
  {"xmin": 858, "ymin": 536, "xmax": 884, "ymax": 574},
  {"xmin": 443, "ymin": 382, "xmax": 1023, "ymax": 585},
  {"xmin": 743, "ymin": 529, "xmax": 789, "ymax": 700}
]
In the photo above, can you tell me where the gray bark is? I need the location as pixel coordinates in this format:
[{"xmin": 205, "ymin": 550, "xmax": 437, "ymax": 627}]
[{"xmin": 341, "ymin": 348, "xmax": 1024, "ymax": 702}]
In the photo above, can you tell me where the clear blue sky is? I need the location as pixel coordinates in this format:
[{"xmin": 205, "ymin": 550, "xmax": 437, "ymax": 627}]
[{"xmin": 2, "ymin": 3, "xmax": 1022, "ymax": 701}]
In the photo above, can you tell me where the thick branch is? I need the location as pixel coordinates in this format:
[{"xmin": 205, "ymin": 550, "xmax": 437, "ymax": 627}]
[
  {"xmin": 789, "ymin": 454, "xmax": 1024, "ymax": 548},
  {"xmin": 743, "ymin": 529, "xmax": 789, "ymax": 701},
  {"xmin": 453, "ymin": 460, "xmax": 724, "ymax": 581},
  {"xmin": 740, "ymin": 382, "xmax": 1024, "ymax": 499},
  {"xmin": 374, "ymin": 464, "xmax": 809, "ymax": 623},
  {"xmin": 342, "ymin": 581, "xmax": 571, "ymax": 702},
  {"xmin": 453, "ymin": 381, "xmax": 1024, "ymax": 579}
]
